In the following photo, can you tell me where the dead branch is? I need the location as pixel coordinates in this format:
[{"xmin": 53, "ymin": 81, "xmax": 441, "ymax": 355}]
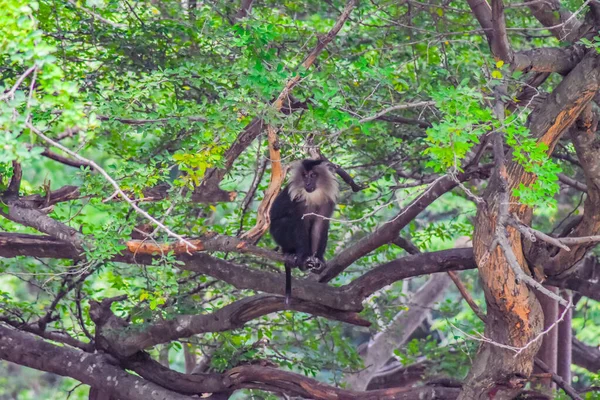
[{"xmin": 447, "ymin": 271, "xmax": 487, "ymax": 322}]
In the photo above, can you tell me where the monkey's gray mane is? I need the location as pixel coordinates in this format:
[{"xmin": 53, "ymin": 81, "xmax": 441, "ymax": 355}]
[{"xmin": 289, "ymin": 161, "xmax": 339, "ymax": 206}]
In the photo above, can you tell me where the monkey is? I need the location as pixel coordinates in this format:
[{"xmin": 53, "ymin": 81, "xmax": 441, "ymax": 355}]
[{"xmin": 269, "ymin": 159, "xmax": 339, "ymax": 305}]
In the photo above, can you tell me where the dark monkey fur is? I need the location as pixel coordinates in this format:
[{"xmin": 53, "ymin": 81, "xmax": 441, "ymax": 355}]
[{"xmin": 269, "ymin": 159, "xmax": 339, "ymax": 305}]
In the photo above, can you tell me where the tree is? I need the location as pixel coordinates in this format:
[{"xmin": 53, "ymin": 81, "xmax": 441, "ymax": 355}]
[{"xmin": 0, "ymin": 0, "xmax": 599, "ymax": 399}]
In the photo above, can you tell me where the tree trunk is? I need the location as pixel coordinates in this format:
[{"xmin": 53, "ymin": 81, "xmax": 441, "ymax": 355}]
[
  {"xmin": 533, "ymin": 286, "xmax": 558, "ymax": 389},
  {"xmin": 460, "ymin": 49, "xmax": 600, "ymax": 400},
  {"xmin": 557, "ymin": 290, "xmax": 573, "ymax": 383}
]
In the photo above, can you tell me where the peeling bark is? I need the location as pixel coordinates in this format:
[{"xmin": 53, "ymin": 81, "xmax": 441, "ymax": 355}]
[{"xmin": 460, "ymin": 46, "xmax": 600, "ymax": 400}]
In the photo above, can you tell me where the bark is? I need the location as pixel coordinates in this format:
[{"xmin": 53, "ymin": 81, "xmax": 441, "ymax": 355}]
[
  {"xmin": 557, "ymin": 291, "xmax": 573, "ymax": 383},
  {"xmin": 344, "ymin": 273, "xmax": 451, "ymax": 391},
  {"xmin": 0, "ymin": 325, "xmax": 194, "ymax": 400},
  {"xmin": 526, "ymin": 0, "xmax": 585, "ymax": 42},
  {"xmin": 460, "ymin": 36, "xmax": 600, "ymax": 400},
  {"xmin": 533, "ymin": 287, "xmax": 558, "ymax": 388}
]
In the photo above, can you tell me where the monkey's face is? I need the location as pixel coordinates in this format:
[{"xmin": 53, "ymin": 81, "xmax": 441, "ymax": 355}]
[{"xmin": 303, "ymin": 170, "xmax": 319, "ymax": 193}]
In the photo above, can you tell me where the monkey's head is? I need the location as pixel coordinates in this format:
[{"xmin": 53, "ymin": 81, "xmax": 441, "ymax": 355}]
[{"xmin": 289, "ymin": 159, "xmax": 339, "ymax": 205}]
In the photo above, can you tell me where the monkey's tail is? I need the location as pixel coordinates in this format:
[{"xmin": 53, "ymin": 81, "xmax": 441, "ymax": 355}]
[{"xmin": 285, "ymin": 262, "xmax": 292, "ymax": 307}]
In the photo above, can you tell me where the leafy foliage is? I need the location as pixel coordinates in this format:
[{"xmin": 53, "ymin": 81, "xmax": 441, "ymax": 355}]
[{"xmin": 0, "ymin": 0, "xmax": 598, "ymax": 399}]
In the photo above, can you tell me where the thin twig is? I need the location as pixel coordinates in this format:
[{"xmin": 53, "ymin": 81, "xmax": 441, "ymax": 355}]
[
  {"xmin": 97, "ymin": 115, "xmax": 207, "ymax": 125},
  {"xmin": 357, "ymin": 101, "xmax": 436, "ymax": 124},
  {"xmin": 450, "ymin": 300, "xmax": 571, "ymax": 356},
  {"xmin": 26, "ymin": 122, "xmax": 197, "ymax": 250},
  {"xmin": 65, "ymin": 0, "xmax": 127, "ymax": 29},
  {"xmin": 508, "ymin": 216, "xmax": 571, "ymax": 251},
  {"xmin": 0, "ymin": 65, "xmax": 37, "ymax": 101}
]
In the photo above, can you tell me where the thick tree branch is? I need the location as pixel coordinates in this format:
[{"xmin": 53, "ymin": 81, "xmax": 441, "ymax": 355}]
[
  {"xmin": 513, "ymin": 46, "xmax": 585, "ymax": 74},
  {"xmin": 490, "ymin": 0, "xmax": 513, "ymax": 62},
  {"xmin": 571, "ymin": 337, "xmax": 600, "ymax": 372},
  {"xmin": 527, "ymin": 53, "xmax": 600, "ymax": 149},
  {"xmin": 526, "ymin": 0, "xmax": 585, "ymax": 42},
  {"xmin": 319, "ymin": 165, "xmax": 491, "ymax": 282},
  {"xmin": 126, "ymin": 233, "xmax": 286, "ymax": 262},
  {"xmin": 0, "ymin": 324, "xmax": 194, "ymax": 400},
  {"xmin": 40, "ymin": 148, "xmax": 93, "ymax": 169},
  {"xmin": 558, "ymin": 172, "xmax": 588, "ymax": 192},
  {"xmin": 226, "ymin": 365, "xmax": 461, "ymax": 400},
  {"xmin": 1, "ymin": 232, "xmax": 598, "ymax": 303},
  {"xmin": 1, "ymin": 204, "xmax": 85, "ymax": 250},
  {"xmin": 0, "ymin": 321, "xmax": 463, "ymax": 400},
  {"xmin": 467, "ymin": 0, "xmax": 494, "ymax": 46},
  {"xmin": 241, "ymin": 125, "xmax": 285, "ymax": 241},
  {"xmin": 91, "ymin": 294, "xmax": 368, "ymax": 357}
]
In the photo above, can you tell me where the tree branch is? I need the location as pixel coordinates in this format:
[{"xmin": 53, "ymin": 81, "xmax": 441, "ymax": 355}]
[
  {"xmin": 319, "ymin": 165, "xmax": 491, "ymax": 282},
  {"xmin": 525, "ymin": 0, "xmax": 584, "ymax": 42},
  {"xmin": 0, "ymin": 324, "xmax": 194, "ymax": 400},
  {"xmin": 26, "ymin": 121, "xmax": 198, "ymax": 249},
  {"xmin": 5, "ymin": 161, "xmax": 22, "ymax": 199},
  {"xmin": 534, "ymin": 358, "xmax": 583, "ymax": 400},
  {"xmin": 91, "ymin": 294, "xmax": 368, "ymax": 357}
]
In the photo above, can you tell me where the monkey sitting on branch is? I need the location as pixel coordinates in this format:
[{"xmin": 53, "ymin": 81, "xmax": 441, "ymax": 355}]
[{"xmin": 269, "ymin": 159, "xmax": 339, "ymax": 306}]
